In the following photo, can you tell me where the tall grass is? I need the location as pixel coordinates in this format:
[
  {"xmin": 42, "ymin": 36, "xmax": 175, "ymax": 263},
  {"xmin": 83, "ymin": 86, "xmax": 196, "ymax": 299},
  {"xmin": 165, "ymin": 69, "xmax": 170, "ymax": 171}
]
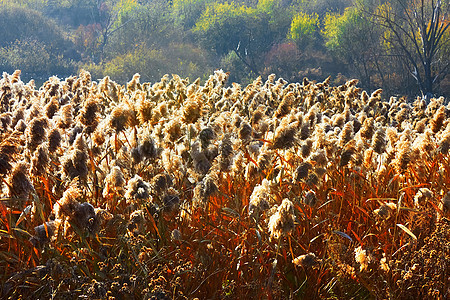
[{"xmin": 0, "ymin": 69, "xmax": 449, "ymax": 299}]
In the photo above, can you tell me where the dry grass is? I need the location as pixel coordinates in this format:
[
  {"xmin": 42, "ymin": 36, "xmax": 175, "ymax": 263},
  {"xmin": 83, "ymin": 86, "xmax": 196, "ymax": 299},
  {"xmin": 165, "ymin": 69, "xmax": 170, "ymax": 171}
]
[{"xmin": 0, "ymin": 69, "xmax": 449, "ymax": 299}]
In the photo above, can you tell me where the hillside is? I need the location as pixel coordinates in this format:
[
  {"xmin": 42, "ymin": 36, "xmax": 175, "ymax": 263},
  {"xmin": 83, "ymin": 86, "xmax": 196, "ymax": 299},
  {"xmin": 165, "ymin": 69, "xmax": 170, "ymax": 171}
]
[{"xmin": 0, "ymin": 0, "xmax": 449, "ymax": 97}]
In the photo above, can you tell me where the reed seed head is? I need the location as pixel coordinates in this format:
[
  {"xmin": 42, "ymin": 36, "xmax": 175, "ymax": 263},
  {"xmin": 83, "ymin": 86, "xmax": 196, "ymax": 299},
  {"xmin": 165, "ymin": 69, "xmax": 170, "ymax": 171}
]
[
  {"xmin": 8, "ymin": 161, "xmax": 34, "ymax": 199},
  {"xmin": 249, "ymin": 179, "xmax": 271, "ymax": 218},
  {"xmin": 30, "ymin": 220, "xmax": 60, "ymax": 247},
  {"xmin": 125, "ymin": 175, "xmax": 151, "ymax": 202},
  {"xmin": 293, "ymin": 253, "xmax": 319, "ymax": 268},
  {"xmin": 272, "ymin": 121, "xmax": 298, "ymax": 150},
  {"xmin": 31, "ymin": 144, "xmax": 49, "ymax": 177},
  {"xmin": 354, "ymin": 246, "xmax": 372, "ymax": 272},
  {"xmin": 372, "ymin": 128, "xmax": 387, "ymax": 155},
  {"xmin": 268, "ymin": 199, "xmax": 295, "ymax": 239},
  {"xmin": 26, "ymin": 117, "xmax": 49, "ymax": 152}
]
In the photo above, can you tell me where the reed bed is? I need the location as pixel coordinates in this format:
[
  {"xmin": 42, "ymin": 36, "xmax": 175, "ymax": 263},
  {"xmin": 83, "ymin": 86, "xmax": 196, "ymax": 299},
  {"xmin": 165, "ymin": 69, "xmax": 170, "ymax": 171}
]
[{"xmin": 0, "ymin": 70, "xmax": 449, "ymax": 299}]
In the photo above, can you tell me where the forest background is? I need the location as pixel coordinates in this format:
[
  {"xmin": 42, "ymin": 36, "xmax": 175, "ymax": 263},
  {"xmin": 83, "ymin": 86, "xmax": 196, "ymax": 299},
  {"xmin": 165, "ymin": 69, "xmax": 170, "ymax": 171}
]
[{"xmin": 0, "ymin": 0, "xmax": 449, "ymax": 97}]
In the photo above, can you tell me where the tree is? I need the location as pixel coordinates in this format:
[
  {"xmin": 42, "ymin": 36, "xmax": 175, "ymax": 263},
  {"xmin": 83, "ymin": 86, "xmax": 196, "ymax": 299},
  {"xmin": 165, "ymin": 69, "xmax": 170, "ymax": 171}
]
[
  {"xmin": 71, "ymin": 0, "xmax": 138, "ymax": 63},
  {"xmin": 105, "ymin": 0, "xmax": 179, "ymax": 57},
  {"xmin": 294, "ymin": 0, "xmax": 352, "ymax": 17},
  {"xmin": 0, "ymin": 5, "xmax": 78, "ymax": 81},
  {"xmin": 323, "ymin": 7, "xmax": 385, "ymax": 90},
  {"xmin": 94, "ymin": 0, "xmax": 138, "ymax": 62},
  {"xmin": 289, "ymin": 12, "xmax": 319, "ymax": 48},
  {"xmin": 172, "ymin": 0, "xmax": 212, "ymax": 30},
  {"xmin": 0, "ymin": 5, "xmax": 71, "ymax": 52},
  {"xmin": 368, "ymin": 0, "xmax": 450, "ymax": 97},
  {"xmin": 85, "ymin": 43, "xmax": 212, "ymax": 83},
  {"xmin": 44, "ymin": 0, "xmax": 100, "ymax": 27},
  {"xmin": 194, "ymin": 1, "xmax": 273, "ymax": 76}
]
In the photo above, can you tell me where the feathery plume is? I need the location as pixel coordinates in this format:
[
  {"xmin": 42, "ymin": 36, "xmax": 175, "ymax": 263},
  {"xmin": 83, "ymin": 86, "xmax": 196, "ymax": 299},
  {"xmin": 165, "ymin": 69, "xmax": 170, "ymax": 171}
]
[
  {"xmin": 354, "ymin": 246, "xmax": 372, "ymax": 272},
  {"xmin": 293, "ymin": 253, "xmax": 320, "ymax": 268},
  {"xmin": 52, "ymin": 182, "xmax": 100, "ymax": 234},
  {"xmin": 256, "ymin": 150, "xmax": 272, "ymax": 173},
  {"xmin": 294, "ymin": 162, "xmax": 312, "ymax": 182},
  {"xmin": 105, "ymin": 166, "xmax": 125, "ymax": 189},
  {"xmin": 372, "ymin": 128, "xmax": 386, "ymax": 155},
  {"xmin": 8, "ymin": 161, "xmax": 34, "ymax": 199},
  {"xmin": 394, "ymin": 139, "xmax": 411, "ymax": 172},
  {"xmin": 182, "ymin": 97, "xmax": 203, "ymax": 124},
  {"xmin": 199, "ymin": 127, "xmax": 215, "ymax": 149},
  {"xmin": 30, "ymin": 220, "xmax": 60, "ymax": 247},
  {"xmin": 430, "ymin": 106, "xmax": 446, "ymax": 133},
  {"xmin": 374, "ymin": 202, "xmax": 397, "ymax": 219},
  {"xmin": 191, "ymin": 142, "xmax": 211, "ymax": 175},
  {"xmin": 338, "ymin": 121, "xmax": 354, "ymax": 148},
  {"xmin": 128, "ymin": 210, "xmax": 145, "ymax": 234},
  {"xmin": 275, "ymin": 92, "xmax": 294, "ymax": 118},
  {"xmin": 44, "ymin": 97, "xmax": 59, "ymax": 119},
  {"xmin": 151, "ymin": 173, "xmax": 173, "ymax": 195},
  {"xmin": 272, "ymin": 121, "xmax": 298, "ymax": 149},
  {"xmin": 239, "ymin": 122, "xmax": 253, "ymax": 144},
  {"xmin": 339, "ymin": 140, "xmax": 356, "ymax": 167},
  {"xmin": 125, "ymin": 175, "xmax": 151, "ymax": 202},
  {"xmin": 192, "ymin": 174, "xmax": 218, "ymax": 208},
  {"xmin": 303, "ymin": 190, "xmax": 317, "ymax": 206},
  {"xmin": 268, "ymin": 199, "xmax": 295, "ymax": 239},
  {"xmin": 139, "ymin": 134, "xmax": 160, "ymax": 160},
  {"xmin": 48, "ymin": 127, "xmax": 62, "ymax": 152},
  {"xmin": 413, "ymin": 188, "xmax": 433, "ymax": 208},
  {"xmin": 26, "ymin": 117, "xmax": 48, "ymax": 152},
  {"xmin": 31, "ymin": 144, "xmax": 49, "ymax": 177},
  {"xmin": 61, "ymin": 149, "xmax": 89, "ymax": 181},
  {"xmin": 78, "ymin": 98, "xmax": 99, "ymax": 133},
  {"xmin": 57, "ymin": 104, "xmax": 73, "ymax": 129},
  {"xmin": 310, "ymin": 150, "xmax": 327, "ymax": 167},
  {"xmin": 109, "ymin": 104, "xmax": 131, "ymax": 132},
  {"xmin": 360, "ymin": 117, "xmax": 374, "ymax": 140},
  {"xmin": 248, "ymin": 179, "xmax": 271, "ymax": 218}
]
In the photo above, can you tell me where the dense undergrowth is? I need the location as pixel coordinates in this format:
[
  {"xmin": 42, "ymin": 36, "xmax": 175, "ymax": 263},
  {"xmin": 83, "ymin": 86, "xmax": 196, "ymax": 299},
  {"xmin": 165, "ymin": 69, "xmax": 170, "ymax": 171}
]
[{"xmin": 0, "ymin": 70, "xmax": 449, "ymax": 299}]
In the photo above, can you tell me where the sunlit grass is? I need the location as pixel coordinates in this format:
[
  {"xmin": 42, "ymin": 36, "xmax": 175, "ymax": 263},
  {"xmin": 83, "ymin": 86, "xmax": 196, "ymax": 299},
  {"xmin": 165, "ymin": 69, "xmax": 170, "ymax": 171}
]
[{"xmin": 0, "ymin": 70, "xmax": 449, "ymax": 299}]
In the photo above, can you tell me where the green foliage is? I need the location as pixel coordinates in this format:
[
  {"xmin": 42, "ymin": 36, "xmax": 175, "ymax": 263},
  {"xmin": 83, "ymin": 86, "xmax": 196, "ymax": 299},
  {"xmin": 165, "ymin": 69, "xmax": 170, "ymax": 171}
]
[
  {"xmin": 323, "ymin": 7, "xmax": 384, "ymax": 89},
  {"xmin": 257, "ymin": 0, "xmax": 276, "ymax": 12},
  {"xmin": 294, "ymin": 0, "xmax": 352, "ymax": 16},
  {"xmin": 194, "ymin": 1, "xmax": 257, "ymax": 33},
  {"xmin": 0, "ymin": 39, "xmax": 51, "ymax": 74},
  {"xmin": 289, "ymin": 12, "xmax": 319, "ymax": 47},
  {"xmin": 43, "ymin": 0, "xmax": 98, "ymax": 27},
  {"xmin": 194, "ymin": 1, "xmax": 274, "ymax": 76},
  {"xmin": 0, "ymin": 5, "xmax": 70, "ymax": 53},
  {"xmin": 220, "ymin": 50, "xmax": 254, "ymax": 84},
  {"xmin": 0, "ymin": 39, "xmax": 76, "ymax": 81},
  {"xmin": 108, "ymin": 0, "xmax": 139, "ymax": 29},
  {"xmin": 0, "ymin": 0, "xmax": 47, "ymax": 11},
  {"xmin": 257, "ymin": 0, "xmax": 293, "ymax": 42},
  {"xmin": 105, "ymin": 0, "xmax": 179, "ymax": 58},
  {"xmin": 323, "ymin": 7, "xmax": 378, "ymax": 59},
  {"xmin": 0, "ymin": 5, "xmax": 78, "ymax": 81},
  {"xmin": 172, "ymin": 0, "xmax": 212, "ymax": 29},
  {"xmin": 322, "ymin": 12, "xmax": 341, "ymax": 51},
  {"xmin": 0, "ymin": 0, "xmax": 447, "ymax": 96},
  {"xmin": 86, "ymin": 43, "xmax": 212, "ymax": 83}
]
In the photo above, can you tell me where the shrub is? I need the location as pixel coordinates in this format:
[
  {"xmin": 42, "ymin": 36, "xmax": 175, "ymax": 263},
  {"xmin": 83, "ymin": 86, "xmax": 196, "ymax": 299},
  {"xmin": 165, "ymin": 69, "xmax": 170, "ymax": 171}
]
[{"xmin": 85, "ymin": 43, "xmax": 213, "ymax": 83}]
